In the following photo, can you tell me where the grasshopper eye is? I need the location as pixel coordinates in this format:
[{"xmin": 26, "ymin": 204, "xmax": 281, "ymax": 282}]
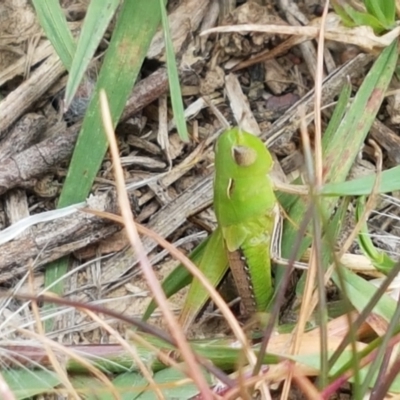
[{"xmin": 232, "ymin": 146, "xmax": 257, "ymax": 166}]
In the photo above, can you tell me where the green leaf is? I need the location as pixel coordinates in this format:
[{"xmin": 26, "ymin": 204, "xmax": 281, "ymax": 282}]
[
  {"xmin": 159, "ymin": 0, "xmax": 189, "ymax": 142},
  {"xmin": 3, "ymin": 369, "xmax": 60, "ymax": 399},
  {"xmin": 72, "ymin": 372, "xmax": 147, "ymax": 400},
  {"xmin": 143, "ymin": 229, "xmax": 228, "ymax": 324},
  {"xmin": 135, "ymin": 365, "xmax": 213, "ymax": 400},
  {"xmin": 343, "ymin": 3, "xmax": 386, "ymax": 33},
  {"xmin": 356, "ymin": 196, "xmax": 396, "ymax": 274},
  {"xmin": 332, "ymin": 1, "xmax": 358, "ymax": 27},
  {"xmin": 179, "ymin": 228, "xmax": 228, "ymax": 327},
  {"xmin": 108, "ymin": 372, "xmax": 148, "ymax": 400},
  {"xmin": 59, "ymin": 0, "xmax": 162, "ymax": 206},
  {"xmin": 296, "ymin": 348, "xmax": 400, "ymax": 393},
  {"xmin": 44, "ymin": 0, "xmax": 162, "ymax": 330},
  {"xmin": 365, "ymin": 0, "xmax": 395, "ymax": 28},
  {"xmin": 322, "ymin": 82, "xmax": 352, "ymax": 145},
  {"xmin": 64, "ymin": 0, "xmax": 120, "ymax": 107},
  {"xmin": 277, "ymin": 40, "xmax": 398, "ymax": 287},
  {"xmin": 31, "ymin": 0, "xmax": 75, "ymax": 69},
  {"xmin": 142, "ymin": 236, "xmax": 207, "ymax": 320},
  {"xmin": 321, "ymin": 165, "xmax": 400, "ymax": 196}
]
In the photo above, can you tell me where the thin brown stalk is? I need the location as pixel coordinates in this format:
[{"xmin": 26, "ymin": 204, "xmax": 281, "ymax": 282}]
[
  {"xmin": 309, "ymin": 138, "xmax": 383, "ymax": 314},
  {"xmin": 318, "ymin": 139, "xmax": 384, "ymax": 388},
  {"xmin": 126, "ymin": 330, "xmax": 187, "ymax": 371},
  {"xmin": 292, "ymin": 371, "xmax": 324, "ymax": 400},
  {"xmin": 312, "ymin": 2, "xmax": 330, "ymax": 390},
  {"xmin": 313, "ymin": 0, "xmax": 328, "ymax": 187},
  {"xmin": 99, "ymin": 90, "xmax": 214, "ymax": 399},
  {"xmin": 281, "ymin": 4, "xmax": 329, "ymax": 395},
  {"xmin": 281, "ymin": 110, "xmax": 319, "ymax": 400}
]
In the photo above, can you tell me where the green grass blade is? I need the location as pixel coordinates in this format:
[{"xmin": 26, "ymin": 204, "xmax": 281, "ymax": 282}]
[
  {"xmin": 331, "ymin": 266, "xmax": 397, "ymax": 370},
  {"xmin": 72, "ymin": 372, "xmax": 147, "ymax": 399},
  {"xmin": 31, "ymin": 0, "xmax": 75, "ymax": 69},
  {"xmin": 276, "ymin": 41, "xmax": 398, "ymax": 287},
  {"xmin": 3, "ymin": 369, "xmax": 61, "ymax": 399},
  {"xmin": 142, "ymin": 236, "xmax": 211, "ymax": 321},
  {"xmin": 59, "ymin": 0, "xmax": 161, "ymax": 205},
  {"xmin": 296, "ymin": 348, "xmax": 400, "ymax": 393},
  {"xmin": 356, "ymin": 196, "xmax": 396, "ymax": 274},
  {"xmin": 44, "ymin": 0, "xmax": 162, "ymax": 331},
  {"xmin": 64, "ymin": 0, "xmax": 120, "ymax": 107},
  {"xmin": 136, "ymin": 365, "xmax": 212, "ymax": 399},
  {"xmin": 143, "ymin": 229, "xmax": 227, "ymax": 322},
  {"xmin": 343, "ymin": 4, "xmax": 386, "ymax": 33},
  {"xmin": 321, "ymin": 165, "xmax": 400, "ymax": 196},
  {"xmin": 322, "ymin": 82, "xmax": 352, "ymax": 145},
  {"xmin": 365, "ymin": 0, "xmax": 395, "ymax": 27},
  {"xmin": 179, "ymin": 228, "xmax": 229, "ymax": 328},
  {"xmin": 107, "ymin": 372, "xmax": 147, "ymax": 400},
  {"xmin": 159, "ymin": 0, "xmax": 189, "ymax": 142},
  {"xmin": 332, "ymin": 1, "xmax": 358, "ymax": 27},
  {"xmin": 322, "ymin": 41, "xmax": 397, "ymax": 188}
]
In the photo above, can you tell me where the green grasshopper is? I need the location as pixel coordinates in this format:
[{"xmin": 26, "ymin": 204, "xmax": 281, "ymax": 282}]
[{"xmin": 144, "ymin": 127, "xmax": 279, "ymax": 329}]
